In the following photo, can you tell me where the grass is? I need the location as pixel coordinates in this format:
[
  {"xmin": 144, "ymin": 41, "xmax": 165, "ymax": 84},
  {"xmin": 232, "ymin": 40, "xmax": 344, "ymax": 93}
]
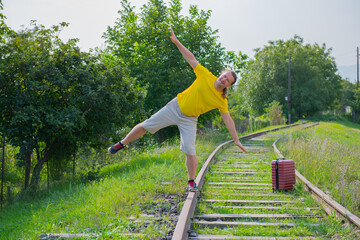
[
  {"xmin": 194, "ymin": 140, "xmax": 359, "ymax": 239},
  {"xmin": 279, "ymin": 121, "xmax": 360, "ymax": 218},
  {"xmin": 0, "ymin": 131, "xmax": 230, "ymax": 239},
  {"xmin": 1, "ymin": 121, "xmax": 359, "ymax": 239}
]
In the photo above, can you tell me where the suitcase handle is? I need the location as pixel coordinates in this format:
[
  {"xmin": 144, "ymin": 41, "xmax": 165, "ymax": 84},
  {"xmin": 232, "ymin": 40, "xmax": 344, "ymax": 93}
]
[
  {"xmin": 275, "ymin": 159, "xmax": 279, "ymax": 190},
  {"xmin": 275, "ymin": 158, "xmax": 285, "ymax": 191}
]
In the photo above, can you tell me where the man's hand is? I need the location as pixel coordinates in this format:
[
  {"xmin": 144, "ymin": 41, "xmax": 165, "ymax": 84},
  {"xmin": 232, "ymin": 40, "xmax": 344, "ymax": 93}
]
[
  {"xmin": 170, "ymin": 27, "xmax": 178, "ymax": 44},
  {"xmin": 234, "ymin": 140, "xmax": 247, "ymax": 153}
]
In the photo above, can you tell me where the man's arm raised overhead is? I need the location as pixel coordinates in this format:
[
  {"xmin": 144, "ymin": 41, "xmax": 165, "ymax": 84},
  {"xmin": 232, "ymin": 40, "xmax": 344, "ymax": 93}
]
[{"xmin": 170, "ymin": 27, "xmax": 199, "ymax": 70}]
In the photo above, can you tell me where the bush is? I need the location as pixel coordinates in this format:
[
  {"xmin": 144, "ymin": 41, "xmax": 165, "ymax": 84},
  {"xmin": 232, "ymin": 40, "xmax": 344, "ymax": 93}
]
[
  {"xmin": 265, "ymin": 101, "xmax": 286, "ymax": 125},
  {"xmin": 307, "ymin": 113, "xmax": 348, "ymax": 122},
  {"xmin": 249, "ymin": 115, "xmax": 271, "ymax": 132},
  {"xmin": 80, "ymin": 167, "xmax": 101, "ymax": 183}
]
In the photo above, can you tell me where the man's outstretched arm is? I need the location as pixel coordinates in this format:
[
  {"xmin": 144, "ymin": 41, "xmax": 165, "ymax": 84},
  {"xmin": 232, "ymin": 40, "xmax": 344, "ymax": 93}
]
[
  {"xmin": 170, "ymin": 27, "xmax": 198, "ymax": 69},
  {"xmin": 221, "ymin": 112, "xmax": 247, "ymax": 152}
]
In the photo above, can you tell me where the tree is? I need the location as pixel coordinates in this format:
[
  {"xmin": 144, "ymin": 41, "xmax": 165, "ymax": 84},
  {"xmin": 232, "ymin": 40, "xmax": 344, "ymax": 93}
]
[
  {"xmin": 0, "ymin": 0, "xmax": 11, "ymax": 43},
  {"xmin": 0, "ymin": 22, "xmax": 146, "ymax": 191},
  {"xmin": 338, "ymin": 79, "xmax": 355, "ymax": 112},
  {"xmin": 338, "ymin": 79, "xmax": 360, "ymax": 122},
  {"xmin": 104, "ymin": 0, "xmax": 247, "ymax": 129},
  {"xmin": 265, "ymin": 101, "xmax": 286, "ymax": 126},
  {"xmin": 237, "ymin": 36, "xmax": 341, "ymax": 119},
  {"xmin": 349, "ymin": 88, "xmax": 360, "ymax": 123}
]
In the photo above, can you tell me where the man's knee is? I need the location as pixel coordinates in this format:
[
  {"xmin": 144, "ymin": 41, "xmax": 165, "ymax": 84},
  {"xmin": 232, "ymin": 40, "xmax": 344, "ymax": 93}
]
[
  {"xmin": 186, "ymin": 154, "xmax": 197, "ymax": 160},
  {"xmin": 136, "ymin": 123, "xmax": 147, "ymax": 132}
]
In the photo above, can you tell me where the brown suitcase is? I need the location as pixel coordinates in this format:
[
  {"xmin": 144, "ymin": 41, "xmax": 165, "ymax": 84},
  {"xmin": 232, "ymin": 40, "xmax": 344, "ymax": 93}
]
[{"xmin": 272, "ymin": 158, "xmax": 295, "ymax": 191}]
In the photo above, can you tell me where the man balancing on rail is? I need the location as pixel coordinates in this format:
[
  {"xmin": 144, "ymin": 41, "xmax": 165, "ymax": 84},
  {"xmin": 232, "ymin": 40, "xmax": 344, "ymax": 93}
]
[{"xmin": 108, "ymin": 27, "xmax": 247, "ymax": 192}]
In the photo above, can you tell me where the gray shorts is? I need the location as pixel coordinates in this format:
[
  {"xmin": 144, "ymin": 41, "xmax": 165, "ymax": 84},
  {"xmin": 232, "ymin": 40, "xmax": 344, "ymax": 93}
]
[{"xmin": 142, "ymin": 98, "xmax": 198, "ymax": 155}]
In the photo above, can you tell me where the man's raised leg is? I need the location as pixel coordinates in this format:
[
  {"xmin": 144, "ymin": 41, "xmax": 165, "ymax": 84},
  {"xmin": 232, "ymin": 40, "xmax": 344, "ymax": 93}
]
[
  {"xmin": 108, "ymin": 123, "xmax": 147, "ymax": 154},
  {"xmin": 121, "ymin": 123, "xmax": 147, "ymax": 145}
]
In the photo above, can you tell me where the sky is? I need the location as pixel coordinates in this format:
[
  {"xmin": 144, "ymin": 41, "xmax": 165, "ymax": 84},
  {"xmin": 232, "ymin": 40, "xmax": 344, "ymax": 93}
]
[{"xmin": 2, "ymin": 0, "xmax": 360, "ymax": 80}]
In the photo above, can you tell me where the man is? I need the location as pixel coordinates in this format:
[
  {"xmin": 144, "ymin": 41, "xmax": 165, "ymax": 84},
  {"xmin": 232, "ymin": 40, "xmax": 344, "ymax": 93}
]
[{"xmin": 108, "ymin": 28, "xmax": 246, "ymax": 191}]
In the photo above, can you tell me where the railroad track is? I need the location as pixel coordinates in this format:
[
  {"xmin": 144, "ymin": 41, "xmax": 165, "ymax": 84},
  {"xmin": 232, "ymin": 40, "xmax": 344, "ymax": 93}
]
[{"xmin": 172, "ymin": 123, "xmax": 360, "ymax": 240}]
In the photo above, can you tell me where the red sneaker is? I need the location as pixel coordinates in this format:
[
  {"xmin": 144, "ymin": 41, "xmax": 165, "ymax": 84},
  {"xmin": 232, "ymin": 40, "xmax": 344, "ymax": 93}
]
[{"xmin": 108, "ymin": 142, "xmax": 126, "ymax": 154}]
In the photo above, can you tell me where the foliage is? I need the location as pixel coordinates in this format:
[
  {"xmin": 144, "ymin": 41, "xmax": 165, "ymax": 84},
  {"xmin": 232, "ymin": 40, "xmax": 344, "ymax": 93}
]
[
  {"xmin": 280, "ymin": 121, "xmax": 360, "ymax": 218},
  {"xmin": 248, "ymin": 115, "xmax": 270, "ymax": 132},
  {"xmin": 221, "ymin": 97, "xmax": 283, "ymax": 134},
  {"xmin": 224, "ymin": 51, "xmax": 249, "ymax": 75},
  {"xmin": 339, "ymin": 79, "xmax": 356, "ymax": 110},
  {"xmin": 236, "ymin": 36, "xmax": 341, "ymax": 119},
  {"xmin": 0, "ymin": 132, "xmax": 226, "ymax": 239},
  {"xmin": 0, "ymin": 0, "xmax": 248, "ymax": 199},
  {"xmin": 104, "ymin": 0, "xmax": 247, "ymax": 127},
  {"xmin": 264, "ymin": 100, "xmax": 286, "ymax": 125},
  {"xmin": 349, "ymin": 88, "xmax": 360, "ymax": 123},
  {"xmin": 0, "ymin": 22, "xmax": 146, "ymax": 191},
  {"xmin": 0, "ymin": 0, "xmax": 11, "ymax": 43},
  {"xmin": 334, "ymin": 79, "xmax": 360, "ymax": 123},
  {"xmin": 212, "ymin": 108, "xmax": 271, "ymax": 134},
  {"xmin": 307, "ymin": 113, "xmax": 349, "ymax": 122}
]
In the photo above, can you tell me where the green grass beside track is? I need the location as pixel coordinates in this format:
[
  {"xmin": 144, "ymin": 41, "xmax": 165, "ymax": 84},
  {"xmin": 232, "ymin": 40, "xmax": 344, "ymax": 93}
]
[
  {"xmin": 195, "ymin": 139, "xmax": 359, "ymax": 239},
  {"xmin": 0, "ymin": 133, "xmax": 224, "ymax": 239},
  {"xmin": 279, "ymin": 121, "xmax": 360, "ymax": 219},
  {"xmin": 1, "ymin": 121, "xmax": 359, "ymax": 239}
]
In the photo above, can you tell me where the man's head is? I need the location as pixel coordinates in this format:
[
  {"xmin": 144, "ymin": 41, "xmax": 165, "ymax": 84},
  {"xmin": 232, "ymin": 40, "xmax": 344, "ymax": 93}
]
[
  {"xmin": 217, "ymin": 70, "xmax": 237, "ymax": 98},
  {"xmin": 217, "ymin": 70, "xmax": 237, "ymax": 88}
]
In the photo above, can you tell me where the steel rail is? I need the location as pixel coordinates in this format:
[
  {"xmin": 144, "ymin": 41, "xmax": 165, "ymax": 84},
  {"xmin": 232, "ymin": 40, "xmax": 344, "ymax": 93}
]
[
  {"xmin": 272, "ymin": 123, "xmax": 360, "ymax": 230},
  {"xmin": 171, "ymin": 122, "xmax": 307, "ymax": 240}
]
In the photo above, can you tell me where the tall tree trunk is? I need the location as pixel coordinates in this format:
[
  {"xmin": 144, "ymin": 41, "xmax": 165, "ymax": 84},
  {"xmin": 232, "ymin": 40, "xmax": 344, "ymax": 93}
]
[
  {"xmin": 29, "ymin": 139, "xmax": 57, "ymax": 191},
  {"xmin": 1, "ymin": 133, "xmax": 5, "ymax": 207},
  {"xmin": 352, "ymin": 109, "xmax": 356, "ymax": 122},
  {"xmin": 73, "ymin": 150, "xmax": 76, "ymax": 177},
  {"xmin": 24, "ymin": 152, "xmax": 31, "ymax": 189}
]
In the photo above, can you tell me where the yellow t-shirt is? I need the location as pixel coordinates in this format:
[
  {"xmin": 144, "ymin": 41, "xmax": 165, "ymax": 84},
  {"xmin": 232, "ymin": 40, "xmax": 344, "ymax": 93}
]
[{"xmin": 177, "ymin": 64, "xmax": 228, "ymax": 117}]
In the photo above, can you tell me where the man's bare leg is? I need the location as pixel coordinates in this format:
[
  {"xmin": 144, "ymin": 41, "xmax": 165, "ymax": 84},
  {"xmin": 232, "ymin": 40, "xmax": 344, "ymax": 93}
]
[
  {"xmin": 121, "ymin": 123, "xmax": 147, "ymax": 145},
  {"xmin": 108, "ymin": 123, "xmax": 147, "ymax": 153},
  {"xmin": 185, "ymin": 154, "xmax": 197, "ymax": 180},
  {"xmin": 186, "ymin": 154, "xmax": 198, "ymax": 191}
]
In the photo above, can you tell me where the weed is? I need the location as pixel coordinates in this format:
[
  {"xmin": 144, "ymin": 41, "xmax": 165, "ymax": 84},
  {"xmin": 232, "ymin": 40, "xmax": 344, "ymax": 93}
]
[
  {"xmin": 280, "ymin": 121, "xmax": 360, "ymax": 218},
  {"xmin": 0, "ymin": 132, "xmax": 229, "ymax": 239}
]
